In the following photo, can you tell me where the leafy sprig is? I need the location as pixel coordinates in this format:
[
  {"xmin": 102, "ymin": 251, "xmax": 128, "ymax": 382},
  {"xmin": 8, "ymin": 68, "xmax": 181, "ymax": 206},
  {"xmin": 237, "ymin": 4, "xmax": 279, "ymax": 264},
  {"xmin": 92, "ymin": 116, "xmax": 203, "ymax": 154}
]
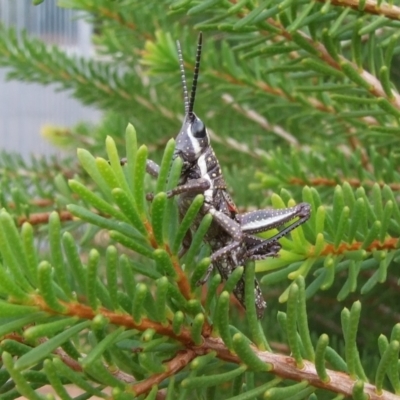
[{"xmin": 0, "ymin": 125, "xmax": 399, "ymax": 398}]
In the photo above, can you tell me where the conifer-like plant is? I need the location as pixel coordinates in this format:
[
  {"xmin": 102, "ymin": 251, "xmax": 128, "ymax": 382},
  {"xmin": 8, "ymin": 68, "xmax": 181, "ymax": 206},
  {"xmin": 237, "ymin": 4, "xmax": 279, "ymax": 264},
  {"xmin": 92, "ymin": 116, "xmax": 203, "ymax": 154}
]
[{"xmin": 1, "ymin": 0, "xmax": 400, "ymax": 399}]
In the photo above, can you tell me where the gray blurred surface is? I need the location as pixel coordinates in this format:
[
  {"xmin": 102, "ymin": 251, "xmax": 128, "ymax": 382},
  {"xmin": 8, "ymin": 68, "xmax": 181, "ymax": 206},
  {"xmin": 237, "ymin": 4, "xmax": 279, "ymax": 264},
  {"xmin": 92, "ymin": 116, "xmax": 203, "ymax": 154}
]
[
  {"xmin": 0, "ymin": 69, "xmax": 101, "ymax": 158},
  {"xmin": 0, "ymin": 1, "xmax": 101, "ymax": 158}
]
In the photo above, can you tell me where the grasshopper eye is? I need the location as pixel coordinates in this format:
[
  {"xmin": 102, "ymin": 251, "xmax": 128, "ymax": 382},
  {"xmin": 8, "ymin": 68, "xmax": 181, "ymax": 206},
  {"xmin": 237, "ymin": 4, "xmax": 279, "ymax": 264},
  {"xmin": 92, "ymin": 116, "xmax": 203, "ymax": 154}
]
[{"xmin": 192, "ymin": 119, "xmax": 206, "ymax": 138}]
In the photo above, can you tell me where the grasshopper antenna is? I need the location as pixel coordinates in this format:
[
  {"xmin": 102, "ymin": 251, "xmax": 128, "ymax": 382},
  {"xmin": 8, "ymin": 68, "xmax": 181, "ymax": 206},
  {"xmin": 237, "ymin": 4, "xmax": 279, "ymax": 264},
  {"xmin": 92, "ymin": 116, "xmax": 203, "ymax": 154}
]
[
  {"xmin": 188, "ymin": 32, "xmax": 203, "ymax": 116},
  {"xmin": 177, "ymin": 40, "xmax": 189, "ymax": 115}
]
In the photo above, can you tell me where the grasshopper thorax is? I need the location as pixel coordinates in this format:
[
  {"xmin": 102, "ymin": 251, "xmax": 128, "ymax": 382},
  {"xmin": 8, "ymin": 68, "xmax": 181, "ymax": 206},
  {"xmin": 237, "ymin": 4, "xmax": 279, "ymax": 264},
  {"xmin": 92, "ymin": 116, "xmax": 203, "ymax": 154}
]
[{"xmin": 174, "ymin": 32, "xmax": 210, "ymax": 163}]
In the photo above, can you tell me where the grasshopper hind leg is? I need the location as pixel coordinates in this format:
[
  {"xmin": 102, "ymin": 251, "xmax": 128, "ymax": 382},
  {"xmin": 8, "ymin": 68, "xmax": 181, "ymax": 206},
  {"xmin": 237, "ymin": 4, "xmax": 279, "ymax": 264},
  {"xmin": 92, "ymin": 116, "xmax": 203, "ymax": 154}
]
[
  {"xmin": 232, "ymin": 276, "xmax": 266, "ymax": 319},
  {"xmin": 196, "ymin": 263, "xmax": 215, "ymax": 286}
]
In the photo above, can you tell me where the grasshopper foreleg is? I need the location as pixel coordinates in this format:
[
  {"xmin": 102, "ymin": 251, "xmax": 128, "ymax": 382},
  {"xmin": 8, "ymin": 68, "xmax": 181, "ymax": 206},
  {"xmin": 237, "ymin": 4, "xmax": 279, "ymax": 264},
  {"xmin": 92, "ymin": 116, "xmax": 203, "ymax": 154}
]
[{"xmin": 120, "ymin": 158, "xmax": 161, "ymax": 177}]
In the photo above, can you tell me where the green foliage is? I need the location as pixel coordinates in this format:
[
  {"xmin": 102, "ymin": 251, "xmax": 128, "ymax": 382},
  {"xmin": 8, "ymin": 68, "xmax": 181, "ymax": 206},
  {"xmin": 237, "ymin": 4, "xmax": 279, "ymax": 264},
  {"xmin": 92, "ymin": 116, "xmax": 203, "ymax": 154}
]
[{"xmin": 1, "ymin": 0, "xmax": 400, "ymax": 399}]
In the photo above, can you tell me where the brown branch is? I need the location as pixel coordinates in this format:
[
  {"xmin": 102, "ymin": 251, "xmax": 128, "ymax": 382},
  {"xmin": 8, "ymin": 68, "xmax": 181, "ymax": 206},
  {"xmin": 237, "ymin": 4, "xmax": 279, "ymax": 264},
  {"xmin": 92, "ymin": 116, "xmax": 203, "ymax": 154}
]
[
  {"xmin": 33, "ymin": 57, "xmax": 132, "ymax": 102},
  {"xmin": 127, "ymin": 332, "xmax": 400, "ymax": 399},
  {"xmin": 15, "ymin": 206, "xmax": 193, "ymax": 300},
  {"xmin": 165, "ymin": 244, "xmax": 192, "ymax": 302},
  {"xmin": 207, "ymin": 126, "xmax": 268, "ymax": 159},
  {"xmin": 97, "ymin": 7, "xmax": 137, "ymax": 31},
  {"xmin": 211, "ymin": 68, "xmax": 335, "ymax": 116},
  {"xmin": 17, "ymin": 210, "xmax": 74, "ymax": 226},
  {"xmin": 127, "ymin": 220, "xmax": 193, "ymax": 303},
  {"xmin": 205, "ymin": 40, "xmax": 379, "ymax": 158},
  {"xmin": 8, "ymin": 316, "xmax": 400, "ymax": 399},
  {"xmin": 222, "ymin": 0, "xmax": 400, "ymax": 153},
  {"xmin": 129, "ymin": 350, "xmax": 197, "ymax": 396},
  {"xmin": 290, "ymin": 177, "xmax": 400, "ymax": 191},
  {"xmin": 222, "ymin": 94, "xmax": 299, "ymax": 146},
  {"xmin": 265, "ymin": 18, "xmax": 400, "ymax": 110},
  {"xmin": 36, "ymin": 337, "xmax": 83, "ymax": 372},
  {"xmin": 8, "ymin": 199, "xmax": 54, "ymax": 209},
  {"xmin": 319, "ymin": 237, "xmax": 398, "ymax": 256},
  {"xmin": 12, "ymin": 293, "xmax": 400, "ymax": 398},
  {"xmin": 0, "ymin": 165, "xmax": 76, "ymax": 180},
  {"xmin": 16, "ymin": 207, "xmax": 193, "ymax": 304},
  {"xmin": 32, "ymin": 295, "xmax": 194, "ymax": 345},
  {"xmin": 203, "ymin": 337, "xmax": 400, "ymax": 400},
  {"xmin": 317, "ymin": 0, "xmax": 400, "ymax": 20}
]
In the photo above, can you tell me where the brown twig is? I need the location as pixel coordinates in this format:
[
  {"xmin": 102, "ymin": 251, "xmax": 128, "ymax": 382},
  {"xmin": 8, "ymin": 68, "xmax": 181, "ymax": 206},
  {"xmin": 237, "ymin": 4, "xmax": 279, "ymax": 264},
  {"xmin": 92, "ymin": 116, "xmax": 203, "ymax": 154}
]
[
  {"xmin": 32, "ymin": 295, "xmax": 194, "ymax": 345},
  {"xmin": 203, "ymin": 337, "xmax": 400, "ymax": 400},
  {"xmin": 17, "ymin": 210, "xmax": 74, "ymax": 226},
  {"xmin": 319, "ymin": 237, "xmax": 398, "ymax": 256},
  {"xmin": 8, "ymin": 198, "xmax": 54, "ymax": 209},
  {"xmin": 12, "ymin": 291, "xmax": 400, "ymax": 398},
  {"xmin": 290, "ymin": 177, "xmax": 400, "ymax": 191},
  {"xmin": 317, "ymin": 0, "xmax": 400, "ymax": 20},
  {"xmin": 164, "ymin": 244, "xmax": 192, "ymax": 302},
  {"xmin": 266, "ymin": 18, "xmax": 400, "ymax": 110},
  {"xmin": 211, "ymin": 69, "xmax": 336, "ymax": 116},
  {"xmin": 16, "ymin": 206, "xmax": 194, "ymax": 304},
  {"xmin": 7, "ymin": 324, "xmax": 400, "ymax": 399},
  {"xmin": 129, "ymin": 350, "xmax": 197, "ymax": 396},
  {"xmin": 222, "ymin": 94, "xmax": 299, "ymax": 146}
]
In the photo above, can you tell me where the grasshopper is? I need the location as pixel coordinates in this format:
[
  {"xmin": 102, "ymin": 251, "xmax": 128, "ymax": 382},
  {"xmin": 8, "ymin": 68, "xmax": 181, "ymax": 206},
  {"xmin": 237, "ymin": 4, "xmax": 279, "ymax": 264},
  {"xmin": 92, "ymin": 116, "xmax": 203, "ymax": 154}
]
[{"xmin": 128, "ymin": 33, "xmax": 310, "ymax": 318}]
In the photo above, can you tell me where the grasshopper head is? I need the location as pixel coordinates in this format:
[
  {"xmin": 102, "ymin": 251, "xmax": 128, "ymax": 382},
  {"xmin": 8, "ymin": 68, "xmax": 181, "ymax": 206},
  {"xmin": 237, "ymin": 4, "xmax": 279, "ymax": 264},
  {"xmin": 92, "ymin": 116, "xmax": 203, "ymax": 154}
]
[
  {"xmin": 175, "ymin": 112, "xmax": 209, "ymax": 162},
  {"xmin": 174, "ymin": 32, "xmax": 209, "ymax": 163}
]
